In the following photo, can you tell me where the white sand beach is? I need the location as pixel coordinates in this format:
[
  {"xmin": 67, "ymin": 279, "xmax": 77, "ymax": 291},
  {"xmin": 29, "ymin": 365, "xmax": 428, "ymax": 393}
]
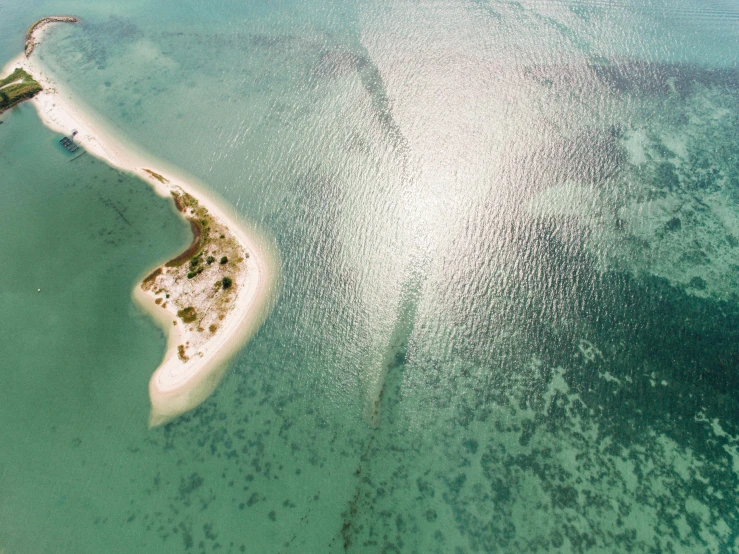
[{"xmin": 2, "ymin": 47, "xmax": 277, "ymax": 427}]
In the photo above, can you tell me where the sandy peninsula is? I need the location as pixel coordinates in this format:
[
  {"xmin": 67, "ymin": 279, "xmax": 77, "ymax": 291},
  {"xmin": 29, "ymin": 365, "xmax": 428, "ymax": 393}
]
[{"xmin": 1, "ymin": 22, "xmax": 277, "ymax": 426}]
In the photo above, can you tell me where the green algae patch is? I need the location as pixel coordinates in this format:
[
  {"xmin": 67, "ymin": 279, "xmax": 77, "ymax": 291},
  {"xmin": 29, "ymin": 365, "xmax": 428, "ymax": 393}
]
[{"xmin": 0, "ymin": 68, "xmax": 42, "ymax": 113}]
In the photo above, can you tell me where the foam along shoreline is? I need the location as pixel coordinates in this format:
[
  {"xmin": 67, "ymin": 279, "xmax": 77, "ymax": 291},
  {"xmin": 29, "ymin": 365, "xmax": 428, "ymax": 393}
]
[{"xmin": 2, "ymin": 47, "xmax": 277, "ymax": 427}]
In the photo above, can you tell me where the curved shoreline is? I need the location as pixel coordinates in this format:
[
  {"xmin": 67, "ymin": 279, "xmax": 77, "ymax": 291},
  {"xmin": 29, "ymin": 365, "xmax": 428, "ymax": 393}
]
[
  {"xmin": 25, "ymin": 17, "xmax": 78, "ymax": 57},
  {"xmin": 2, "ymin": 36, "xmax": 278, "ymax": 426}
]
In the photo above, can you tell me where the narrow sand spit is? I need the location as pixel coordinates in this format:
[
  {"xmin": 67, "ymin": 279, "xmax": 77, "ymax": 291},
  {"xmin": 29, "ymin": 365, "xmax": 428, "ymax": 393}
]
[{"xmin": 2, "ymin": 41, "xmax": 277, "ymax": 427}]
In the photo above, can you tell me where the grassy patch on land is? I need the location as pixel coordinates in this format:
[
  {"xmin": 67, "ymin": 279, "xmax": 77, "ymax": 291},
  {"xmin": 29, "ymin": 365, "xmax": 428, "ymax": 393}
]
[{"xmin": 0, "ymin": 68, "xmax": 42, "ymax": 113}]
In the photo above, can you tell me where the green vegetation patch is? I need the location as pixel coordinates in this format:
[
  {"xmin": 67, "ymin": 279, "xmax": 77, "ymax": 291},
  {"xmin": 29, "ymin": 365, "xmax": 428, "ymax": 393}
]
[
  {"xmin": 143, "ymin": 169, "xmax": 167, "ymax": 184},
  {"xmin": 167, "ymin": 190, "xmax": 216, "ymax": 267},
  {"xmin": 177, "ymin": 306, "xmax": 198, "ymax": 323},
  {"xmin": 142, "ymin": 267, "xmax": 162, "ymax": 284},
  {"xmin": 187, "ymin": 266, "xmax": 204, "ymax": 279},
  {"xmin": 177, "ymin": 345, "xmax": 189, "ymax": 362},
  {"xmin": 0, "ymin": 68, "xmax": 42, "ymax": 113},
  {"xmin": 166, "ymin": 219, "xmax": 203, "ymax": 267}
]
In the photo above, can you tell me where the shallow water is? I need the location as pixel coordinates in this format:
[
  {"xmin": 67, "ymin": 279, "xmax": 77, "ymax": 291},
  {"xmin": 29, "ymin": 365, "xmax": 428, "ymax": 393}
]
[{"xmin": 2, "ymin": 0, "xmax": 739, "ymax": 552}]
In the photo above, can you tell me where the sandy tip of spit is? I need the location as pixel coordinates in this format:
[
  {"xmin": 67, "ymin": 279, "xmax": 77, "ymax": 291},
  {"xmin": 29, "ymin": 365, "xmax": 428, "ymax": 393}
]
[{"xmin": 137, "ymin": 228, "xmax": 278, "ymax": 428}]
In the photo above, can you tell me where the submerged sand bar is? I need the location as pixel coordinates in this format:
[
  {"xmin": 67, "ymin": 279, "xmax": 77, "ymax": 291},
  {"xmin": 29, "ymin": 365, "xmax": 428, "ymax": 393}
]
[{"xmin": 2, "ymin": 24, "xmax": 276, "ymax": 426}]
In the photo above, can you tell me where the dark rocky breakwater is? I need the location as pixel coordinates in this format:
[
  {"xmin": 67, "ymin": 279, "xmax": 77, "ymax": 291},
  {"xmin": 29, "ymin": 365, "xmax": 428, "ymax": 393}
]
[{"xmin": 25, "ymin": 16, "xmax": 78, "ymax": 57}]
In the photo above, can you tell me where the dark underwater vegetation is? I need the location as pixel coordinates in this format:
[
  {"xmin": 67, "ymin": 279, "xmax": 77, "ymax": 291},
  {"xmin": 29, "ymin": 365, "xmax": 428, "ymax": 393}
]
[{"xmin": 2, "ymin": 1, "xmax": 739, "ymax": 552}]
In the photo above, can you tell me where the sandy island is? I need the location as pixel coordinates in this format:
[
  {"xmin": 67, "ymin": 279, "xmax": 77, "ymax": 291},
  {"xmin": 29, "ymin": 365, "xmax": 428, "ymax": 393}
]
[{"xmin": 1, "ymin": 20, "xmax": 277, "ymax": 426}]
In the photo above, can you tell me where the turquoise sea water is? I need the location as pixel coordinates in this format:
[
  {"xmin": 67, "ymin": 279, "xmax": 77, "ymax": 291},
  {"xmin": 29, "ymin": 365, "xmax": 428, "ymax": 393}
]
[{"xmin": 3, "ymin": 0, "xmax": 739, "ymax": 552}]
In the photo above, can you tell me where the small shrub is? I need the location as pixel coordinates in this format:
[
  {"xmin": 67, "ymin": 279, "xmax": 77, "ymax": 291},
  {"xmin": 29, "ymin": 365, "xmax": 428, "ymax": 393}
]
[
  {"xmin": 220, "ymin": 256, "xmax": 228, "ymax": 265},
  {"xmin": 207, "ymin": 256, "xmax": 215, "ymax": 265},
  {"xmin": 187, "ymin": 272, "xmax": 195, "ymax": 279},
  {"xmin": 222, "ymin": 277, "xmax": 233, "ymax": 290},
  {"xmin": 177, "ymin": 306, "xmax": 198, "ymax": 323},
  {"xmin": 190, "ymin": 258, "xmax": 199, "ymax": 267}
]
